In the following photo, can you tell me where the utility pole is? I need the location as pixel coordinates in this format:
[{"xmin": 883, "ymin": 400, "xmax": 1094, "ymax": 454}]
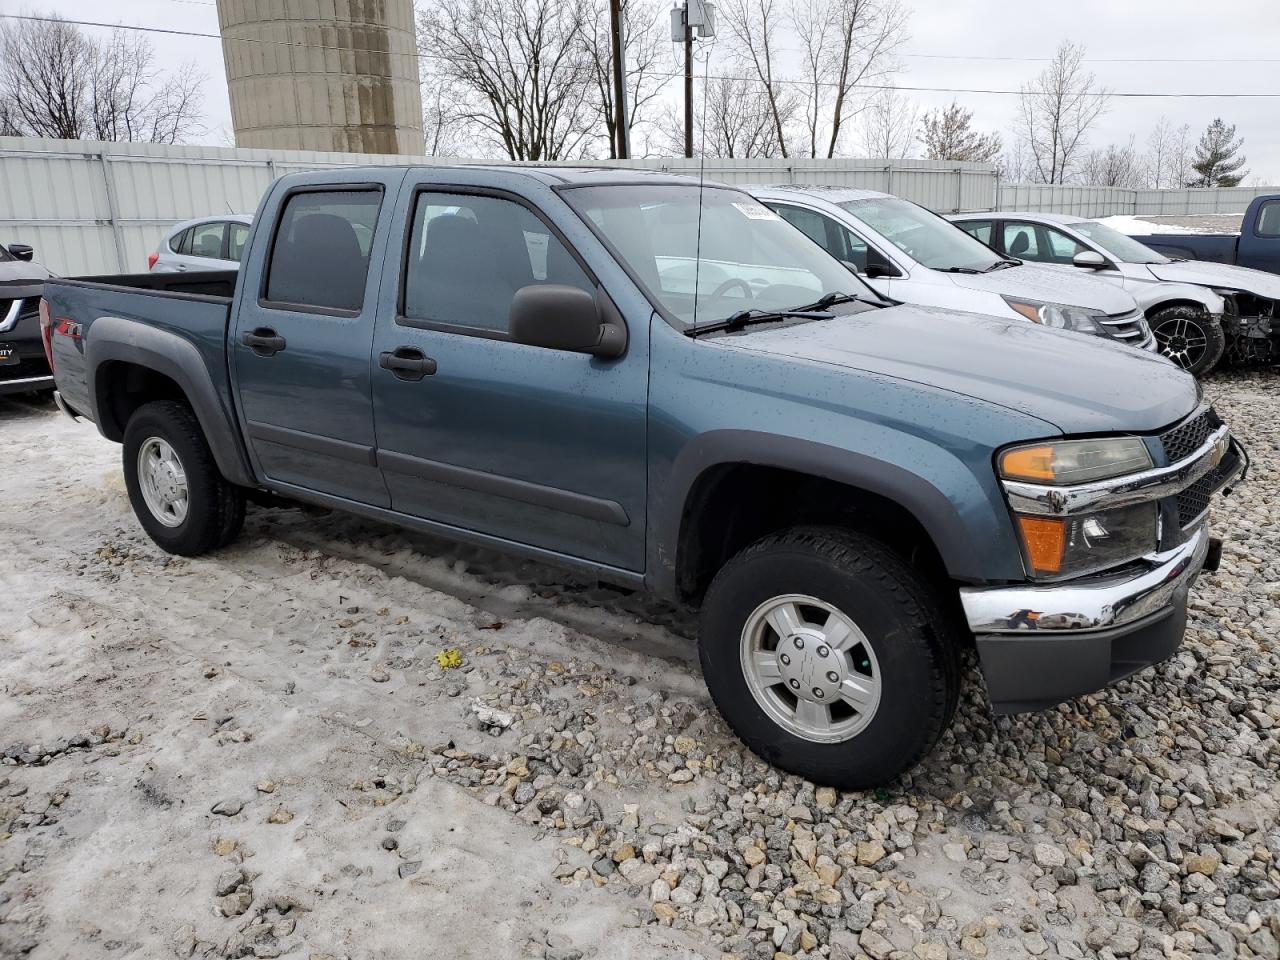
[
  {"xmin": 671, "ymin": 0, "xmax": 714, "ymax": 159},
  {"xmin": 608, "ymin": 0, "xmax": 630, "ymax": 159}
]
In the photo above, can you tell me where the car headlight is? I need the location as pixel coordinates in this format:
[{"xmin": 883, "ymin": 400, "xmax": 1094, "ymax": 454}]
[
  {"xmin": 999, "ymin": 437, "xmax": 1157, "ymax": 579},
  {"xmin": 1003, "ymin": 297, "xmax": 1103, "ymax": 335},
  {"xmin": 999, "ymin": 437, "xmax": 1152, "ymax": 485}
]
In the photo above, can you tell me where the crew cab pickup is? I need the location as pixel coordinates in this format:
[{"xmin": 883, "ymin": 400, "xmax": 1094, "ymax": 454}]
[
  {"xmin": 42, "ymin": 166, "xmax": 1246, "ymax": 788},
  {"xmin": 1140, "ymin": 194, "xmax": 1280, "ymax": 275}
]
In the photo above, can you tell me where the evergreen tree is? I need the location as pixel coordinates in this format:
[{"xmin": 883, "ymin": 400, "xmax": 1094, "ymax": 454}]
[
  {"xmin": 1187, "ymin": 118, "xmax": 1248, "ymax": 187},
  {"xmin": 919, "ymin": 101, "xmax": 1002, "ymax": 163}
]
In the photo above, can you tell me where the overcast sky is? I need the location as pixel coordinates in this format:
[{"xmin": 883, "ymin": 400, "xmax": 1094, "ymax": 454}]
[{"xmin": 11, "ymin": 0, "xmax": 1279, "ymax": 180}]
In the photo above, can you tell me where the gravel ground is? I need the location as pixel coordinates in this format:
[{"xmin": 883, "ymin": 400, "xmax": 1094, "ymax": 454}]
[
  {"xmin": 1129, "ymin": 215, "xmax": 1244, "ymax": 234},
  {"xmin": 2, "ymin": 371, "xmax": 1279, "ymax": 960}
]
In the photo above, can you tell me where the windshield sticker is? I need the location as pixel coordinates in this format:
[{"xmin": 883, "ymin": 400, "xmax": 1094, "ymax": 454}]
[{"xmin": 732, "ymin": 201, "xmax": 781, "ymax": 221}]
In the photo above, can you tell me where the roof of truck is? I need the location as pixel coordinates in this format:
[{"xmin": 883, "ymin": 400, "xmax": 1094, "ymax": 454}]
[{"xmin": 328, "ymin": 164, "xmax": 733, "ymax": 188}]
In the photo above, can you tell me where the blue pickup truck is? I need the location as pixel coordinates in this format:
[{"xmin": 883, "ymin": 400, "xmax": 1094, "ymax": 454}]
[
  {"xmin": 1141, "ymin": 194, "xmax": 1280, "ymax": 274},
  {"xmin": 40, "ymin": 166, "xmax": 1245, "ymax": 788}
]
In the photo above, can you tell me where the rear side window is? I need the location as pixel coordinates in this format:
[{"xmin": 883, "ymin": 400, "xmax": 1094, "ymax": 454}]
[
  {"xmin": 958, "ymin": 220, "xmax": 993, "ymax": 245},
  {"xmin": 228, "ymin": 222, "xmax": 250, "ymax": 261},
  {"xmin": 401, "ymin": 192, "xmax": 592, "ymax": 334},
  {"xmin": 265, "ymin": 189, "xmax": 382, "ymax": 313},
  {"xmin": 1257, "ymin": 201, "xmax": 1280, "ymax": 237},
  {"xmin": 190, "ymin": 221, "xmax": 226, "ymax": 259},
  {"xmin": 171, "ymin": 227, "xmax": 193, "ymax": 255}
]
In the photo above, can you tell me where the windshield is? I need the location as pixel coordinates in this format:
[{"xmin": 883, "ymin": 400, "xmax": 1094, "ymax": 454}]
[
  {"xmin": 563, "ymin": 184, "xmax": 868, "ymax": 326},
  {"xmin": 839, "ymin": 196, "xmax": 1004, "ymax": 272},
  {"xmin": 1074, "ymin": 221, "xmax": 1170, "ymax": 264}
]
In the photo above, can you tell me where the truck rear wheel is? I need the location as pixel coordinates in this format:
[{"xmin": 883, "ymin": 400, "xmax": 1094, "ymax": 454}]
[
  {"xmin": 1150, "ymin": 306, "xmax": 1225, "ymax": 377},
  {"xmin": 122, "ymin": 400, "xmax": 245, "ymax": 556},
  {"xmin": 699, "ymin": 526, "xmax": 959, "ymax": 789}
]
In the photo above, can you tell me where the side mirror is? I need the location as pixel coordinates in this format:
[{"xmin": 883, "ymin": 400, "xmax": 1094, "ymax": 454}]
[
  {"xmin": 1072, "ymin": 250, "xmax": 1108, "ymax": 270},
  {"xmin": 840, "ymin": 260, "xmax": 863, "ymax": 275},
  {"xmin": 8, "ymin": 243, "xmax": 34, "ymax": 262},
  {"xmin": 509, "ymin": 284, "xmax": 627, "ymax": 359},
  {"xmin": 864, "ymin": 262, "xmax": 896, "ymax": 279}
]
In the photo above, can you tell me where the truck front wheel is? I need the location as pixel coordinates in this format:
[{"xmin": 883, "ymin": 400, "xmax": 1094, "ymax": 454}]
[
  {"xmin": 699, "ymin": 526, "xmax": 959, "ymax": 789},
  {"xmin": 122, "ymin": 400, "xmax": 246, "ymax": 556},
  {"xmin": 1150, "ymin": 306, "xmax": 1225, "ymax": 377}
]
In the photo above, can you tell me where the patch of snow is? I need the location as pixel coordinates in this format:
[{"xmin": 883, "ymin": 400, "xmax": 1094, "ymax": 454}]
[{"xmin": 1096, "ymin": 215, "xmax": 1202, "ymax": 236}]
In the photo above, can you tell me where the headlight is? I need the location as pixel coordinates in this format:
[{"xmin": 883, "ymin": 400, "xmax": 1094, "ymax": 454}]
[
  {"xmin": 1014, "ymin": 504, "xmax": 1159, "ymax": 578},
  {"xmin": 999, "ymin": 437, "xmax": 1157, "ymax": 579},
  {"xmin": 1004, "ymin": 297, "xmax": 1103, "ymax": 335},
  {"xmin": 999, "ymin": 437, "xmax": 1153, "ymax": 485}
]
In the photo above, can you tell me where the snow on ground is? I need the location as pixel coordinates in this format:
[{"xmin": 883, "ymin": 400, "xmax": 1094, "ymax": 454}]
[
  {"xmin": 2, "ymin": 379, "xmax": 1280, "ymax": 960},
  {"xmin": 1097, "ymin": 215, "xmax": 1202, "ymax": 236},
  {"xmin": 1097, "ymin": 214, "xmax": 1243, "ymax": 236}
]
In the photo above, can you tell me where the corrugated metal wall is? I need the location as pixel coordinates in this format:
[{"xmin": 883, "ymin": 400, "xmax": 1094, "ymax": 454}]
[
  {"xmin": 996, "ymin": 182, "xmax": 1279, "ymax": 219},
  {"xmin": 2, "ymin": 138, "xmax": 1275, "ymax": 276},
  {"xmin": 0, "ymin": 138, "xmax": 999, "ymax": 275}
]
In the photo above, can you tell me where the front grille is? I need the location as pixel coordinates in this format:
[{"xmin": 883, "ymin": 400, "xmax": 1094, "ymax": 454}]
[
  {"xmin": 1159, "ymin": 407, "xmax": 1222, "ymax": 463},
  {"xmin": 0, "ymin": 298, "xmax": 18, "ymax": 333},
  {"xmin": 1098, "ymin": 310, "xmax": 1150, "ymax": 343},
  {"xmin": 0, "ymin": 356, "xmax": 50, "ymax": 381},
  {"xmin": 1176, "ymin": 472, "xmax": 1217, "ymax": 528}
]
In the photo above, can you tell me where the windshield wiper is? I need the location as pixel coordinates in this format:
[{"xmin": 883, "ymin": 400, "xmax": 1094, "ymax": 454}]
[
  {"xmin": 685, "ymin": 308, "xmax": 835, "ymax": 338},
  {"xmin": 795, "ymin": 291, "xmax": 864, "ymax": 311},
  {"xmin": 939, "ymin": 265, "xmax": 983, "ymax": 274},
  {"xmin": 984, "ymin": 259, "xmax": 1020, "ymax": 272}
]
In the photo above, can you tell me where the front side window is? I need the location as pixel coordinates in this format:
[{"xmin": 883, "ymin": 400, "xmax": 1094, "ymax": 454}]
[
  {"xmin": 190, "ymin": 221, "xmax": 226, "ymax": 260},
  {"xmin": 228, "ymin": 222, "xmax": 250, "ymax": 261},
  {"xmin": 265, "ymin": 189, "xmax": 382, "ymax": 312},
  {"xmin": 839, "ymin": 196, "xmax": 1002, "ymax": 272},
  {"xmin": 564, "ymin": 185, "xmax": 864, "ymax": 326},
  {"xmin": 1044, "ymin": 226, "xmax": 1089, "ymax": 263},
  {"xmin": 402, "ymin": 192, "xmax": 593, "ymax": 333},
  {"xmin": 1257, "ymin": 201, "xmax": 1280, "ymax": 237},
  {"xmin": 1003, "ymin": 223, "xmax": 1041, "ymax": 260}
]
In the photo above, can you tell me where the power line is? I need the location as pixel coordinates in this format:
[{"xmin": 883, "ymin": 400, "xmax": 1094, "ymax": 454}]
[
  {"xmin": 4, "ymin": 13, "xmax": 1280, "ymax": 99},
  {"xmin": 901, "ymin": 52, "xmax": 1280, "ymax": 64}
]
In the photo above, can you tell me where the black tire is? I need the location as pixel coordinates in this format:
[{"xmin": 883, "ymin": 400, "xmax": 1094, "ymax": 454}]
[
  {"xmin": 122, "ymin": 400, "xmax": 246, "ymax": 556},
  {"xmin": 1150, "ymin": 305, "xmax": 1225, "ymax": 377},
  {"xmin": 699, "ymin": 526, "xmax": 960, "ymax": 789}
]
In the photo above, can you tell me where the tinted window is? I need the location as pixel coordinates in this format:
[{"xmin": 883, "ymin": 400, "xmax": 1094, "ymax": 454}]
[
  {"xmin": 403, "ymin": 192, "xmax": 593, "ymax": 333},
  {"xmin": 0, "ymin": 244, "xmax": 10, "ymax": 262},
  {"xmin": 266, "ymin": 190, "xmax": 382, "ymax": 312},
  {"xmin": 228, "ymin": 222, "xmax": 250, "ymax": 261},
  {"xmin": 1257, "ymin": 201, "xmax": 1280, "ymax": 237},
  {"xmin": 772, "ymin": 204, "xmax": 829, "ymax": 248},
  {"xmin": 172, "ymin": 227, "xmax": 193, "ymax": 255},
  {"xmin": 958, "ymin": 220, "xmax": 993, "ymax": 245}
]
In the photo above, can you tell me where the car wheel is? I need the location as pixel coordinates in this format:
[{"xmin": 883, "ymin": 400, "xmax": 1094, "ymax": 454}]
[
  {"xmin": 1150, "ymin": 306, "xmax": 1225, "ymax": 377},
  {"xmin": 699, "ymin": 526, "xmax": 960, "ymax": 789},
  {"xmin": 123, "ymin": 400, "xmax": 246, "ymax": 556}
]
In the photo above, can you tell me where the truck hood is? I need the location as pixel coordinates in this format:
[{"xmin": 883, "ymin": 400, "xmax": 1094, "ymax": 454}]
[
  {"xmin": 946, "ymin": 263, "xmax": 1137, "ymax": 314},
  {"xmin": 1148, "ymin": 259, "xmax": 1280, "ymax": 301},
  {"xmin": 720, "ymin": 304, "xmax": 1197, "ymax": 435},
  {"xmin": 0, "ymin": 259, "xmax": 52, "ymax": 293}
]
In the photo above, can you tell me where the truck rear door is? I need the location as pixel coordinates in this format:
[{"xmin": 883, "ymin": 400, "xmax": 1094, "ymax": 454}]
[
  {"xmin": 367, "ymin": 172, "xmax": 649, "ymax": 573},
  {"xmin": 230, "ymin": 172, "xmax": 406, "ymax": 506}
]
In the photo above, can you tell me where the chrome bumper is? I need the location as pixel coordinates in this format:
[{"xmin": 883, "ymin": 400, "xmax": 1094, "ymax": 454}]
[{"xmin": 960, "ymin": 526, "xmax": 1211, "ymax": 634}]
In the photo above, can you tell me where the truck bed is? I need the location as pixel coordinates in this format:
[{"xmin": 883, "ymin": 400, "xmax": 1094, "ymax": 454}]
[
  {"xmin": 1141, "ymin": 233, "xmax": 1240, "ymax": 265},
  {"xmin": 43, "ymin": 270, "xmax": 238, "ymax": 425}
]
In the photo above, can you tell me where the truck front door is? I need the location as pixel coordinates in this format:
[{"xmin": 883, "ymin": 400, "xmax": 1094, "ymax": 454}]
[
  {"xmin": 231, "ymin": 173, "xmax": 405, "ymax": 507},
  {"xmin": 368, "ymin": 177, "xmax": 649, "ymax": 573}
]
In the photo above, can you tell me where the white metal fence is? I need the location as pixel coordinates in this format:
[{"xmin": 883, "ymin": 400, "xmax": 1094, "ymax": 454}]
[
  {"xmin": 1, "ymin": 137, "xmax": 1275, "ymax": 276},
  {"xmin": 995, "ymin": 182, "xmax": 1279, "ymax": 219}
]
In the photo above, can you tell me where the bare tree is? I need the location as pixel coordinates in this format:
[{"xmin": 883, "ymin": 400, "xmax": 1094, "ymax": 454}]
[
  {"xmin": 718, "ymin": 0, "xmax": 796, "ymax": 157},
  {"xmin": 790, "ymin": 0, "xmax": 907, "ymax": 158},
  {"xmin": 1081, "ymin": 137, "xmax": 1141, "ymax": 187},
  {"xmin": 580, "ymin": 0, "xmax": 669, "ymax": 157},
  {"xmin": 659, "ymin": 75, "xmax": 789, "ymax": 158},
  {"xmin": 1143, "ymin": 115, "xmax": 1192, "ymax": 189},
  {"xmin": 1014, "ymin": 40, "xmax": 1109, "ymax": 184},
  {"xmin": 419, "ymin": 76, "xmax": 469, "ymax": 156},
  {"xmin": 919, "ymin": 100, "xmax": 1001, "ymax": 163},
  {"xmin": 0, "ymin": 14, "xmax": 203, "ymax": 143},
  {"xmin": 416, "ymin": 0, "xmax": 598, "ymax": 161},
  {"xmin": 859, "ymin": 85, "xmax": 916, "ymax": 159}
]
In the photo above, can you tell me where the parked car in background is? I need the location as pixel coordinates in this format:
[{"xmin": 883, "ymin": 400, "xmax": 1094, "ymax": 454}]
[
  {"xmin": 149, "ymin": 215, "xmax": 253, "ymax": 272},
  {"xmin": 44, "ymin": 166, "xmax": 1246, "ymax": 788},
  {"xmin": 952, "ymin": 211, "xmax": 1280, "ymax": 374},
  {"xmin": 749, "ymin": 186, "xmax": 1157, "ymax": 353},
  {"xmin": 1136, "ymin": 194, "xmax": 1280, "ymax": 275},
  {"xmin": 0, "ymin": 241, "xmax": 54, "ymax": 396}
]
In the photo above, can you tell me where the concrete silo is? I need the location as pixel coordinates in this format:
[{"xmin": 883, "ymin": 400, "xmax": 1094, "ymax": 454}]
[{"xmin": 216, "ymin": 0, "xmax": 426, "ymax": 155}]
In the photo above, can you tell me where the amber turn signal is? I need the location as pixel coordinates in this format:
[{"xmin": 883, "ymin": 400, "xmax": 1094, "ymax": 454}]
[
  {"xmin": 1015, "ymin": 515, "xmax": 1065, "ymax": 575},
  {"xmin": 1000, "ymin": 445, "xmax": 1056, "ymax": 483}
]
